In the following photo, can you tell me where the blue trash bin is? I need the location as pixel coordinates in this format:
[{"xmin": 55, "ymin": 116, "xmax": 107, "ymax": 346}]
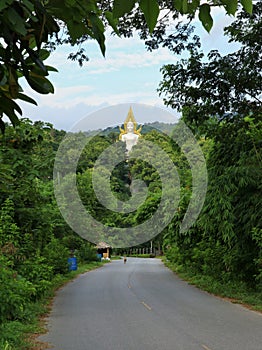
[
  {"xmin": 68, "ymin": 257, "xmax": 78, "ymax": 271},
  {"xmin": 96, "ymin": 253, "xmax": 102, "ymax": 261}
]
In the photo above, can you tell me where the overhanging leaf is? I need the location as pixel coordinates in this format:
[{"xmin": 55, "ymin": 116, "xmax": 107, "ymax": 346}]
[
  {"xmin": 105, "ymin": 11, "xmax": 120, "ymax": 36},
  {"xmin": 112, "ymin": 0, "xmax": 137, "ymax": 18},
  {"xmin": 0, "ymin": 95, "xmax": 22, "ymax": 126},
  {"xmin": 222, "ymin": 0, "xmax": 238, "ymax": 15},
  {"xmin": 240, "ymin": 0, "xmax": 253, "ymax": 14},
  {"xmin": 181, "ymin": 0, "xmax": 188, "ymax": 14},
  {"xmin": 17, "ymin": 93, "xmax": 38, "ymax": 105},
  {"xmin": 199, "ymin": 4, "xmax": 213, "ymax": 33},
  {"xmin": 187, "ymin": 0, "xmax": 200, "ymax": 15},
  {"xmin": 26, "ymin": 73, "xmax": 54, "ymax": 94},
  {"xmin": 173, "ymin": 0, "xmax": 183, "ymax": 12},
  {"xmin": 89, "ymin": 13, "xmax": 106, "ymax": 56},
  {"xmin": 0, "ymin": 117, "xmax": 6, "ymax": 133},
  {"xmin": 38, "ymin": 49, "xmax": 51, "ymax": 61},
  {"xmin": 22, "ymin": 0, "xmax": 35, "ymax": 12},
  {"xmin": 26, "ymin": 48, "xmax": 48, "ymax": 74},
  {"xmin": 0, "ymin": 0, "xmax": 13, "ymax": 12},
  {"xmin": 139, "ymin": 0, "xmax": 160, "ymax": 34},
  {"xmin": 8, "ymin": 68, "xmax": 19, "ymax": 98},
  {"xmin": 7, "ymin": 7, "xmax": 27, "ymax": 36},
  {"xmin": 67, "ymin": 19, "xmax": 88, "ymax": 43},
  {"xmin": 45, "ymin": 65, "xmax": 59, "ymax": 73}
]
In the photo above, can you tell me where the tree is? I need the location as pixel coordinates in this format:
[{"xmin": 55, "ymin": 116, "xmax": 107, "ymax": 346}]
[
  {"xmin": 0, "ymin": 119, "xmax": 56, "ymax": 250},
  {"xmin": 0, "ymin": 0, "xmax": 254, "ymax": 131},
  {"xmin": 198, "ymin": 116, "xmax": 262, "ymax": 283},
  {"xmin": 158, "ymin": 2, "xmax": 261, "ymax": 129},
  {"xmin": 158, "ymin": 4, "xmax": 262, "ymax": 287}
]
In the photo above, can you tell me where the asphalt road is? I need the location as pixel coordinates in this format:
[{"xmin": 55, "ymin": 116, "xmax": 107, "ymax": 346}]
[{"xmin": 39, "ymin": 258, "xmax": 262, "ymax": 350}]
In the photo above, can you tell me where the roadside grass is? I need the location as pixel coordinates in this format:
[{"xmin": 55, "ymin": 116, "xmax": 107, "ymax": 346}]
[
  {"xmin": 0, "ymin": 261, "xmax": 104, "ymax": 350},
  {"xmin": 127, "ymin": 254, "xmax": 156, "ymax": 258},
  {"xmin": 110, "ymin": 255, "xmax": 122, "ymax": 260},
  {"xmin": 163, "ymin": 258, "xmax": 262, "ymax": 313}
]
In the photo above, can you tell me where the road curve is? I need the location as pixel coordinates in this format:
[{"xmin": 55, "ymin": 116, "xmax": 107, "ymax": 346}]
[{"xmin": 39, "ymin": 258, "xmax": 262, "ymax": 350}]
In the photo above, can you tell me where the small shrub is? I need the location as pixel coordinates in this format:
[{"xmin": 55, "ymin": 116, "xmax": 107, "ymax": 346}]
[
  {"xmin": 0, "ymin": 257, "xmax": 35, "ymax": 322},
  {"xmin": 76, "ymin": 243, "xmax": 97, "ymax": 263},
  {"xmin": 0, "ymin": 321, "xmax": 30, "ymax": 349},
  {"xmin": 18, "ymin": 254, "xmax": 53, "ymax": 300},
  {"xmin": 43, "ymin": 238, "xmax": 70, "ymax": 275}
]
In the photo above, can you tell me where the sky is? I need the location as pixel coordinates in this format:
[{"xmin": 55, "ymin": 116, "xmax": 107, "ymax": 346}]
[{"xmin": 19, "ymin": 7, "xmax": 239, "ymax": 132}]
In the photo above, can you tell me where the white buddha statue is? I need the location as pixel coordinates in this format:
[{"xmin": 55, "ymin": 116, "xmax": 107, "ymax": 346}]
[
  {"xmin": 119, "ymin": 108, "xmax": 141, "ymax": 154},
  {"xmin": 121, "ymin": 121, "xmax": 139, "ymax": 153}
]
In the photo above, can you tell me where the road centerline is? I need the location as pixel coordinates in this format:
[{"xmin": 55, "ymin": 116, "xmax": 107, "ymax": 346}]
[{"xmin": 141, "ymin": 301, "xmax": 152, "ymax": 311}]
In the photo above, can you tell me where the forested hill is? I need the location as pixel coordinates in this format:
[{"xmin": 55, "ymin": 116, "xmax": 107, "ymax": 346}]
[{"xmin": 83, "ymin": 121, "xmax": 177, "ymax": 137}]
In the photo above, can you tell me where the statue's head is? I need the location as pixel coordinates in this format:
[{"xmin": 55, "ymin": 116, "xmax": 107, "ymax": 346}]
[
  {"xmin": 119, "ymin": 108, "xmax": 142, "ymax": 141},
  {"xmin": 127, "ymin": 121, "xmax": 134, "ymax": 133}
]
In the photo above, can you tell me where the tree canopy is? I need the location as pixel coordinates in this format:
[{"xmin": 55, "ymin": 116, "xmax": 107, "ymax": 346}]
[
  {"xmin": 158, "ymin": 3, "xmax": 261, "ymax": 290},
  {"xmin": 0, "ymin": 0, "xmax": 254, "ymax": 131},
  {"xmin": 158, "ymin": 2, "xmax": 261, "ymax": 129}
]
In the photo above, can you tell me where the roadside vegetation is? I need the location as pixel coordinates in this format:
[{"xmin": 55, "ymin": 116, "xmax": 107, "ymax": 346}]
[
  {"xmin": 0, "ymin": 259, "xmax": 103, "ymax": 350},
  {"xmin": 164, "ymin": 258, "xmax": 262, "ymax": 313},
  {"xmin": 157, "ymin": 4, "xmax": 261, "ymax": 313},
  {"xmin": 0, "ymin": 120, "xmax": 104, "ymax": 349},
  {"xmin": 157, "ymin": 3, "xmax": 261, "ymax": 313}
]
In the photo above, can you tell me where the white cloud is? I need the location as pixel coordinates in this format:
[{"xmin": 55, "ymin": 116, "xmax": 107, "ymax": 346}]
[
  {"xmin": 27, "ymin": 88, "xmax": 162, "ymax": 109},
  {"xmin": 82, "ymin": 47, "xmax": 174, "ymax": 75},
  {"xmin": 21, "ymin": 83, "xmax": 95, "ymax": 108},
  {"xmin": 45, "ymin": 32, "xmax": 174, "ymax": 77}
]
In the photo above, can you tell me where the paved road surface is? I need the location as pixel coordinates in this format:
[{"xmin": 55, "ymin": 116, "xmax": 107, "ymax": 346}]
[{"xmin": 39, "ymin": 258, "xmax": 262, "ymax": 350}]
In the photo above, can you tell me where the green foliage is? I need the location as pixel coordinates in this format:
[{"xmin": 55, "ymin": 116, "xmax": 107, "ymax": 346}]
[
  {"xmin": 251, "ymin": 228, "xmax": 262, "ymax": 286},
  {"xmin": 17, "ymin": 254, "xmax": 53, "ymax": 300},
  {"xmin": 0, "ymin": 321, "xmax": 31, "ymax": 350},
  {"xmin": 164, "ymin": 116, "xmax": 262, "ymax": 287},
  {"xmin": 43, "ymin": 237, "xmax": 70, "ymax": 275},
  {"xmin": 139, "ymin": 0, "xmax": 160, "ymax": 34},
  {"xmin": 0, "ymin": 120, "xmax": 58, "ymax": 254},
  {"xmin": 0, "ymin": 256, "xmax": 35, "ymax": 323},
  {"xmin": 160, "ymin": 4, "xmax": 261, "ymax": 291},
  {"xmin": 0, "ymin": 120, "xmax": 103, "ymax": 348},
  {"xmin": 159, "ymin": 2, "xmax": 261, "ymax": 128},
  {"xmin": 0, "ymin": 198, "xmax": 22, "ymax": 267},
  {"xmin": 76, "ymin": 243, "xmax": 97, "ymax": 263},
  {"xmin": 164, "ymin": 257, "xmax": 262, "ymax": 311},
  {"xmin": 112, "ymin": 0, "xmax": 137, "ymax": 18},
  {"xmin": 127, "ymin": 253, "xmax": 155, "ymax": 258},
  {"xmin": 199, "ymin": 4, "xmax": 213, "ymax": 33}
]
